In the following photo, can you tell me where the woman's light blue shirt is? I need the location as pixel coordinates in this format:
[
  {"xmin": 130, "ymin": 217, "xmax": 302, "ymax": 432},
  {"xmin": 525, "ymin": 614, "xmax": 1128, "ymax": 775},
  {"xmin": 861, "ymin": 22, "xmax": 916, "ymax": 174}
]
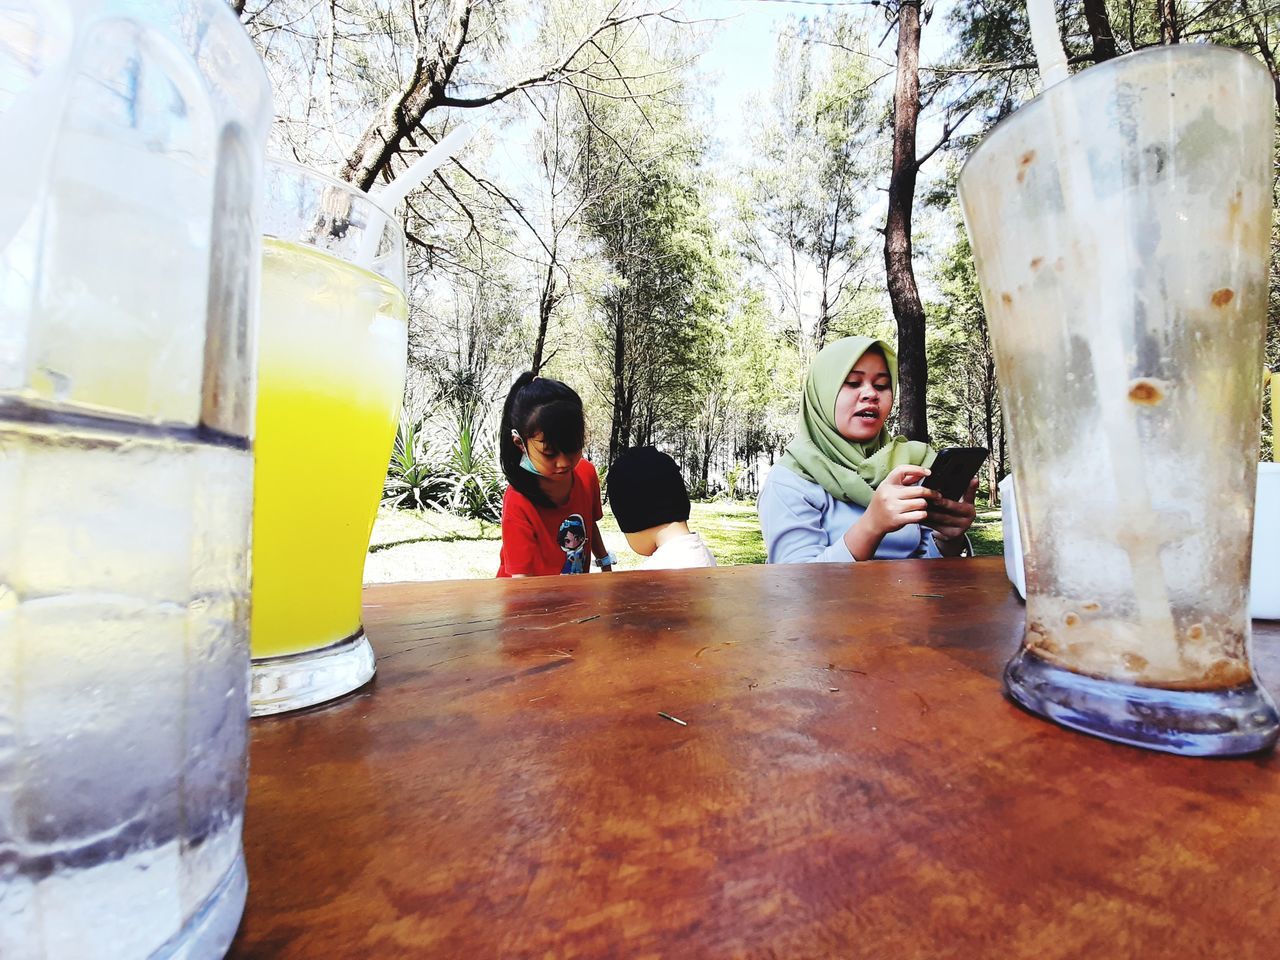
[{"xmin": 758, "ymin": 463, "xmax": 941, "ymax": 563}]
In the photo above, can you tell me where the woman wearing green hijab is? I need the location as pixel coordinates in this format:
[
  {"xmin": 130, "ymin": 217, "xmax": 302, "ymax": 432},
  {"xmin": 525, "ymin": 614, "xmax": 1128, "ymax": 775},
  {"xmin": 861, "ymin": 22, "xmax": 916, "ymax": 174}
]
[{"xmin": 759, "ymin": 336, "xmax": 977, "ymax": 563}]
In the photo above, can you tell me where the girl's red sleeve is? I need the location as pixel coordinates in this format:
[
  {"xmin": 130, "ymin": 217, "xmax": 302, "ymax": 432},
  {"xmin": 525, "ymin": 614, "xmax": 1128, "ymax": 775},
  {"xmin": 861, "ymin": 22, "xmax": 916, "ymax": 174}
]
[
  {"xmin": 500, "ymin": 491, "xmax": 539, "ymax": 576},
  {"xmin": 587, "ymin": 460, "xmax": 603, "ymax": 522}
]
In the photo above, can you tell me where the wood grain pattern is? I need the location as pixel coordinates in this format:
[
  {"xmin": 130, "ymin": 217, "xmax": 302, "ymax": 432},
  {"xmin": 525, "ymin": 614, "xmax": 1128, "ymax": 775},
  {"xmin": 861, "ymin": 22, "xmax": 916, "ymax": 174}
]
[{"xmin": 228, "ymin": 559, "xmax": 1280, "ymax": 959}]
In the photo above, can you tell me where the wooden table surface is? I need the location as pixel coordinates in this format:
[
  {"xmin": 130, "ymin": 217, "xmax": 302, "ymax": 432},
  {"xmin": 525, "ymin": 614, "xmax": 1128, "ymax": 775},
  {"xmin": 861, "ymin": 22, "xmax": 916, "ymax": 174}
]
[{"xmin": 228, "ymin": 558, "xmax": 1280, "ymax": 959}]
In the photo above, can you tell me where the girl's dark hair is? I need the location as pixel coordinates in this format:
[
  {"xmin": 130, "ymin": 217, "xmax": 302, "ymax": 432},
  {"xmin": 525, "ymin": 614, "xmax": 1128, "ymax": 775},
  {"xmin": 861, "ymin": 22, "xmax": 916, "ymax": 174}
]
[{"xmin": 499, "ymin": 372, "xmax": 585, "ymax": 508}]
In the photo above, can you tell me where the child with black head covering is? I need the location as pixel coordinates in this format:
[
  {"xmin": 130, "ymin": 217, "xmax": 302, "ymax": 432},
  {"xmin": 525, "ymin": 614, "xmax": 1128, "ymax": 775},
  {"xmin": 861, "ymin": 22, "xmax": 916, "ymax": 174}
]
[{"xmin": 608, "ymin": 447, "xmax": 716, "ymax": 570}]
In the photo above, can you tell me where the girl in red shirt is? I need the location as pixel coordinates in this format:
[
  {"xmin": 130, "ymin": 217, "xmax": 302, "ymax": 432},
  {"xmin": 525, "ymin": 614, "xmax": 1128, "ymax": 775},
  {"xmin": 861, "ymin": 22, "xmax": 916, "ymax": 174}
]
[{"xmin": 497, "ymin": 373, "xmax": 614, "ymax": 578}]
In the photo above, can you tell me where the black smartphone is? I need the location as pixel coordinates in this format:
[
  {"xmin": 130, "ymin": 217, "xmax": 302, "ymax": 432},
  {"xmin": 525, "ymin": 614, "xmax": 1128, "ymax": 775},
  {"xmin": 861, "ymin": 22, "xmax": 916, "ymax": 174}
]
[{"xmin": 922, "ymin": 447, "xmax": 988, "ymax": 502}]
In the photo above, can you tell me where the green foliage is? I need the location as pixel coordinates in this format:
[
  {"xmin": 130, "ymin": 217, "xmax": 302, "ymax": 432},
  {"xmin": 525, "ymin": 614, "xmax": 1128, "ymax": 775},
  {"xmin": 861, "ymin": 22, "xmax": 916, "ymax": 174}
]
[
  {"xmin": 438, "ymin": 419, "xmax": 505, "ymax": 521},
  {"xmin": 941, "ymin": 0, "xmax": 1280, "ymax": 143},
  {"xmin": 724, "ymin": 462, "xmax": 745, "ymax": 500},
  {"xmin": 382, "ymin": 415, "xmax": 504, "ymax": 521},
  {"xmin": 383, "ymin": 417, "xmax": 449, "ymax": 512},
  {"xmin": 678, "ymin": 284, "xmax": 802, "ymax": 496},
  {"xmin": 257, "ymin": 0, "xmax": 1280, "ymax": 533},
  {"xmin": 923, "ymin": 198, "xmax": 1005, "ymax": 504},
  {"xmin": 573, "ymin": 72, "xmax": 730, "ymax": 458},
  {"xmin": 928, "ymin": 223, "xmax": 989, "ymax": 431},
  {"xmin": 738, "ymin": 12, "xmax": 883, "ymax": 350}
]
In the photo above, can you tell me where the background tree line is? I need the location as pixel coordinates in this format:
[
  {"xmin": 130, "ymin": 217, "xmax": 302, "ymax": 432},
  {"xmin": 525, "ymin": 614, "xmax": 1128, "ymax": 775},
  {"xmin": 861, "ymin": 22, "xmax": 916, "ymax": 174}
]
[{"xmin": 237, "ymin": 0, "xmax": 1280, "ymax": 519}]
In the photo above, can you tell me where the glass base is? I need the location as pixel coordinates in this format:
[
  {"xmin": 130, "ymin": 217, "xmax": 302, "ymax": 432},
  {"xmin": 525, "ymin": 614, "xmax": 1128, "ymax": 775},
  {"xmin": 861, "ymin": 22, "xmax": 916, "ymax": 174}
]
[
  {"xmin": 1004, "ymin": 647, "xmax": 1280, "ymax": 756},
  {"xmin": 250, "ymin": 629, "xmax": 376, "ymax": 717},
  {"xmin": 152, "ymin": 851, "xmax": 246, "ymax": 960}
]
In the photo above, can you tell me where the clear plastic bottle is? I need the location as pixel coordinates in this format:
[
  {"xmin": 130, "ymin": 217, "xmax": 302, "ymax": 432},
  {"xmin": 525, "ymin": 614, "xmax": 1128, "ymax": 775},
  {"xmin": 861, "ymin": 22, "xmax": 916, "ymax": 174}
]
[{"xmin": 0, "ymin": 1, "xmax": 271, "ymax": 955}]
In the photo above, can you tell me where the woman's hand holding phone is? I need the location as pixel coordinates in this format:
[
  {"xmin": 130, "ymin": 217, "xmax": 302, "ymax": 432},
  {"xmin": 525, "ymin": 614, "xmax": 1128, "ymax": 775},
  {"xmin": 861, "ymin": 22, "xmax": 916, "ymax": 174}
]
[
  {"xmin": 845, "ymin": 464, "xmax": 933, "ymax": 560},
  {"xmin": 927, "ymin": 476, "xmax": 979, "ymax": 555},
  {"xmin": 868, "ymin": 464, "xmax": 934, "ymax": 533}
]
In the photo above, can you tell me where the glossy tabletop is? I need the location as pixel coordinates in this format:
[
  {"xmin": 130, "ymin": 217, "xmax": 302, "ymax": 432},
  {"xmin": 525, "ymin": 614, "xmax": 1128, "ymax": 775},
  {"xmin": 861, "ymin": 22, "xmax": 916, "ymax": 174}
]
[{"xmin": 228, "ymin": 558, "xmax": 1280, "ymax": 959}]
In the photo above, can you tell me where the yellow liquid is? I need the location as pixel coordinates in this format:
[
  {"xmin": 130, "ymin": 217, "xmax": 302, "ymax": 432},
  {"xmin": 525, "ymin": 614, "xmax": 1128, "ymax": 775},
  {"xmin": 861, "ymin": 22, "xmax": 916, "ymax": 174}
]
[{"xmin": 251, "ymin": 238, "xmax": 408, "ymax": 658}]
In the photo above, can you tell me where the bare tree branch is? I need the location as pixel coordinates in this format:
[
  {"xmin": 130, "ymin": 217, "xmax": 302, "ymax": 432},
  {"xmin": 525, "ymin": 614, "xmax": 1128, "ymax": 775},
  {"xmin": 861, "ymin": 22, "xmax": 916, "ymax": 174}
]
[
  {"xmin": 914, "ymin": 106, "xmax": 974, "ymax": 169},
  {"xmin": 435, "ymin": 6, "xmax": 681, "ymax": 108}
]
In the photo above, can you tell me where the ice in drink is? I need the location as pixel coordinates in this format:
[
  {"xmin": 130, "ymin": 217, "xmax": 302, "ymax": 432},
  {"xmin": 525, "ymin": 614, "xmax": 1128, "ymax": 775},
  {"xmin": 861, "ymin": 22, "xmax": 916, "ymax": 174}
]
[{"xmin": 1, "ymin": 419, "xmax": 251, "ymax": 957}]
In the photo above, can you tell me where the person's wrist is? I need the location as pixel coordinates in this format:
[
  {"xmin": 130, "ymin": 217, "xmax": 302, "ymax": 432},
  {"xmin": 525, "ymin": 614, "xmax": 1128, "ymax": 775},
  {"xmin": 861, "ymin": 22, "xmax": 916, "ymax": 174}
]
[
  {"xmin": 845, "ymin": 513, "xmax": 883, "ymax": 562},
  {"xmin": 596, "ymin": 551, "xmax": 617, "ymax": 568}
]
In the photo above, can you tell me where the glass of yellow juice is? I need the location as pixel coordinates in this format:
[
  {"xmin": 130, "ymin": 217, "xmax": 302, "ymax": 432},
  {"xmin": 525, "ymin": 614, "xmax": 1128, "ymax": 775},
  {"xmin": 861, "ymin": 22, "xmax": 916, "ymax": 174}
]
[{"xmin": 250, "ymin": 160, "xmax": 408, "ymax": 716}]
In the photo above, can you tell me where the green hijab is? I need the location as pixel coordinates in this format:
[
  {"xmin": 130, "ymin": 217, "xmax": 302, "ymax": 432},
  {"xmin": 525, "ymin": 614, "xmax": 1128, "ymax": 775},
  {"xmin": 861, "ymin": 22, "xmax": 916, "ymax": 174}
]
[{"xmin": 779, "ymin": 336, "xmax": 935, "ymax": 507}]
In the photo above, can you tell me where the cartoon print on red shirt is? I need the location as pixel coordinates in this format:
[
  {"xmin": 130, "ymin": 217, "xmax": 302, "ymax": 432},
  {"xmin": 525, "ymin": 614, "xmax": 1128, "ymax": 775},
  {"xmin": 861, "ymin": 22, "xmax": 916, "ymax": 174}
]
[{"xmin": 558, "ymin": 514, "xmax": 588, "ymax": 574}]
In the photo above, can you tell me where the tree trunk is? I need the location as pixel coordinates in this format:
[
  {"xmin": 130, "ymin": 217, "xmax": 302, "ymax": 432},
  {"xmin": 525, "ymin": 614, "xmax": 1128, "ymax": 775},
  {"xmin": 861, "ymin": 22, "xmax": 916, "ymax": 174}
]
[
  {"xmin": 884, "ymin": 0, "xmax": 929, "ymax": 442},
  {"xmin": 636, "ymin": 401, "xmax": 653, "ymax": 447},
  {"xmin": 532, "ymin": 257, "xmax": 557, "ymax": 374},
  {"xmin": 966, "ymin": 376, "xmax": 975, "ymax": 444},
  {"xmin": 1082, "ymin": 0, "xmax": 1118, "ymax": 62},
  {"xmin": 815, "ymin": 255, "xmax": 832, "ymax": 350},
  {"xmin": 998, "ymin": 408, "xmax": 1008, "ymax": 492},
  {"xmin": 609, "ymin": 300, "xmax": 628, "ymax": 465},
  {"xmin": 701, "ymin": 430, "xmax": 712, "ymax": 493},
  {"xmin": 1158, "ymin": 0, "xmax": 1180, "ymax": 44},
  {"xmin": 983, "ymin": 355, "xmax": 998, "ymax": 507},
  {"xmin": 331, "ymin": 1, "xmax": 670, "ymax": 193},
  {"xmin": 816, "ymin": 285, "xmax": 830, "ymax": 352},
  {"xmin": 338, "ymin": 0, "xmax": 472, "ymax": 190}
]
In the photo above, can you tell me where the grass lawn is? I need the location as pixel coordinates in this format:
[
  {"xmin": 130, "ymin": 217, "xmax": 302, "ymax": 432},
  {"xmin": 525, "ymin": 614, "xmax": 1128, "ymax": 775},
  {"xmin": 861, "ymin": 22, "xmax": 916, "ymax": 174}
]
[
  {"xmin": 969, "ymin": 509, "xmax": 1004, "ymax": 557},
  {"xmin": 364, "ymin": 499, "xmax": 1004, "ymax": 583}
]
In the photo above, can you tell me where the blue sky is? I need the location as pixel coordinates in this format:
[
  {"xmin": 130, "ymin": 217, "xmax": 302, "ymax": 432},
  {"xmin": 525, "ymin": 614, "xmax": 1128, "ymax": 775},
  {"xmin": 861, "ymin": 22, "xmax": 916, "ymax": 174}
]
[{"xmin": 690, "ymin": 0, "xmax": 963, "ymax": 165}]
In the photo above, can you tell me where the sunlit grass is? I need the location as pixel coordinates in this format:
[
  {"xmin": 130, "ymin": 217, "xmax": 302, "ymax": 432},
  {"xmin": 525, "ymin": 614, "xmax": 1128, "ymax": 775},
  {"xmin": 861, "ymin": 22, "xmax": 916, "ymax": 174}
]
[
  {"xmin": 970, "ymin": 508, "xmax": 1004, "ymax": 557},
  {"xmin": 597, "ymin": 499, "xmax": 768, "ymax": 567},
  {"xmin": 364, "ymin": 498, "xmax": 1003, "ymax": 582}
]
